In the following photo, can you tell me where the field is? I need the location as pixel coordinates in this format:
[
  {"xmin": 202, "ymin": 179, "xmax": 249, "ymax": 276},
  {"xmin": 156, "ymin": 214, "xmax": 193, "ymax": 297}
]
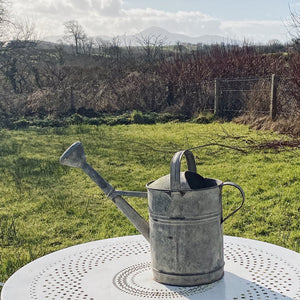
[{"xmin": 0, "ymin": 122, "xmax": 299, "ymax": 288}]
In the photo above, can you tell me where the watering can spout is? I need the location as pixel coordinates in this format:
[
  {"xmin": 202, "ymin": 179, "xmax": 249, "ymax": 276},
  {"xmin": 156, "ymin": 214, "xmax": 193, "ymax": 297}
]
[
  {"xmin": 60, "ymin": 141, "xmax": 86, "ymax": 168},
  {"xmin": 60, "ymin": 141, "xmax": 150, "ymax": 242}
]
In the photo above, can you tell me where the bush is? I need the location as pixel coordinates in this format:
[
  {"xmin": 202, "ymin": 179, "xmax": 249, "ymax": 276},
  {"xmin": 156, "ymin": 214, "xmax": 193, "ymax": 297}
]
[
  {"xmin": 105, "ymin": 114, "xmax": 131, "ymax": 125},
  {"xmin": 13, "ymin": 118, "xmax": 30, "ymax": 129},
  {"xmin": 32, "ymin": 118, "xmax": 63, "ymax": 128},
  {"xmin": 193, "ymin": 112, "xmax": 216, "ymax": 124},
  {"xmin": 85, "ymin": 117, "xmax": 103, "ymax": 125},
  {"xmin": 131, "ymin": 110, "xmax": 143, "ymax": 124},
  {"xmin": 144, "ymin": 112, "xmax": 158, "ymax": 124},
  {"xmin": 65, "ymin": 114, "xmax": 85, "ymax": 125},
  {"xmin": 131, "ymin": 110, "xmax": 156, "ymax": 124},
  {"xmin": 0, "ymin": 115, "xmax": 14, "ymax": 129},
  {"xmin": 77, "ymin": 107, "xmax": 99, "ymax": 118},
  {"xmin": 157, "ymin": 113, "xmax": 186, "ymax": 123}
]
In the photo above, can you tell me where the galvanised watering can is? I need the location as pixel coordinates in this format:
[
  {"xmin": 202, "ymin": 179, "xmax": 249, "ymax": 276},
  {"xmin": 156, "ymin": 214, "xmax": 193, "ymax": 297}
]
[{"xmin": 60, "ymin": 142, "xmax": 245, "ymax": 286}]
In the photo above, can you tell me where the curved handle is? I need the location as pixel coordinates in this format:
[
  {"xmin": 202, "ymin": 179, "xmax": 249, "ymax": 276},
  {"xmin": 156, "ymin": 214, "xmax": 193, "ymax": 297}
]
[
  {"xmin": 221, "ymin": 182, "xmax": 245, "ymax": 223},
  {"xmin": 170, "ymin": 150, "xmax": 197, "ymax": 190}
]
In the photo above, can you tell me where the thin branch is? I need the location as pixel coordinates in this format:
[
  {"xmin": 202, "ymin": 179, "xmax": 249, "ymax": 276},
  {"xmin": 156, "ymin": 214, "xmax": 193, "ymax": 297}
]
[{"xmin": 187, "ymin": 143, "xmax": 248, "ymax": 153}]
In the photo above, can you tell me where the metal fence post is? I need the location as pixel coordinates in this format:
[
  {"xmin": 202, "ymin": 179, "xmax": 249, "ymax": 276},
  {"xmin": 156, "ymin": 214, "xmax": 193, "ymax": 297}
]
[
  {"xmin": 270, "ymin": 74, "xmax": 278, "ymax": 120},
  {"xmin": 214, "ymin": 78, "xmax": 221, "ymax": 117}
]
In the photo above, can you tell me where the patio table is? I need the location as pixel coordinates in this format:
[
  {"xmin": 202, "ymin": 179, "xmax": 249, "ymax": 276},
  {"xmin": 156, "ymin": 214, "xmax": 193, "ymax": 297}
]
[{"xmin": 1, "ymin": 235, "xmax": 299, "ymax": 300}]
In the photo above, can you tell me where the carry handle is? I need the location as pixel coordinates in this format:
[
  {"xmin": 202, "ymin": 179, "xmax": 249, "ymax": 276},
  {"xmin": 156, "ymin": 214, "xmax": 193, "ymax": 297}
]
[
  {"xmin": 170, "ymin": 150, "xmax": 197, "ymax": 190},
  {"xmin": 221, "ymin": 182, "xmax": 245, "ymax": 223}
]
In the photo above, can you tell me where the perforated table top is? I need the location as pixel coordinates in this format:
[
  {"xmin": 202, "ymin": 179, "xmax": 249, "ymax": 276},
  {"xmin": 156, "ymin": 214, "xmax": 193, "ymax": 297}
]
[{"xmin": 1, "ymin": 235, "xmax": 299, "ymax": 300}]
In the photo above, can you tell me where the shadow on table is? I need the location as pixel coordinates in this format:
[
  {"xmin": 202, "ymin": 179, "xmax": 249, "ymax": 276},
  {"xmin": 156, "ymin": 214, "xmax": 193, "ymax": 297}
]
[{"xmin": 166, "ymin": 271, "xmax": 295, "ymax": 300}]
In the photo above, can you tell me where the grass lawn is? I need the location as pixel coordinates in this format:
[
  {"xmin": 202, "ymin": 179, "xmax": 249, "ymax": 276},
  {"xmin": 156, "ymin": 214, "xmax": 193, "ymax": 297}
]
[{"xmin": 0, "ymin": 122, "xmax": 299, "ymax": 287}]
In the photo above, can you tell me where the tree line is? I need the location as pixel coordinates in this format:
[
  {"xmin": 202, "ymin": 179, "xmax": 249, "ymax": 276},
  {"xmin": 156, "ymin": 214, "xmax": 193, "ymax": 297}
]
[{"xmin": 0, "ymin": 3, "xmax": 299, "ymax": 130}]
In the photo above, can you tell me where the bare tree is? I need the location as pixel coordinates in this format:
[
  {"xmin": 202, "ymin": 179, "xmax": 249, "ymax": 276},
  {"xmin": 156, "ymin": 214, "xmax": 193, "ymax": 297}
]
[
  {"xmin": 95, "ymin": 37, "xmax": 111, "ymax": 56},
  {"xmin": 288, "ymin": 6, "xmax": 300, "ymax": 50},
  {"xmin": 108, "ymin": 36, "xmax": 121, "ymax": 61},
  {"xmin": 0, "ymin": 0, "xmax": 5, "ymax": 23},
  {"xmin": 84, "ymin": 37, "xmax": 94, "ymax": 56},
  {"xmin": 0, "ymin": 0, "xmax": 9, "ymax": 39},
  {"xmin": 95, "ymin": 36, "xmax": 122, "ymax": 60},
  {"xmin": 95, "ymin": 37, "xmax": 104, "ymax": 55},
  {"xmin": 12, "ymin": 17, "xmax": 38, "ymax": 42},
  {"xmin": 174, "ymin": 41, "xmax": 188, "ymax": 58},
  {"xmin": 63, "ymin": 20, "xmax": 87, "ymax": 55},
  {"xmin": 290, "ymin": 9, "xmax": 300, "ymax": 36},
  {"xmin": 136, "ymin": 34, "xmax": 167, "ymax": 65}
]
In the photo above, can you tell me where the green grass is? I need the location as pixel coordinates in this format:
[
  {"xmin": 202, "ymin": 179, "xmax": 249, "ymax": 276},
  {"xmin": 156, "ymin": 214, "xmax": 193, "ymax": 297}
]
[{"xmin": 0, "ymin": 122, "xmax": 299, "ymax": 287}]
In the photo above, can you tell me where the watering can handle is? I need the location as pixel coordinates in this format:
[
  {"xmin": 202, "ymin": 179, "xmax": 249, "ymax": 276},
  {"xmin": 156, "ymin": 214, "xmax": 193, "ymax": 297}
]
[
  {"xmin": 221, "ymin": 182, "xmax": 245, "ymax": 223},
  {"xmin": 170, "ymin": 150, "xmax": 197, "ymax": 190}
]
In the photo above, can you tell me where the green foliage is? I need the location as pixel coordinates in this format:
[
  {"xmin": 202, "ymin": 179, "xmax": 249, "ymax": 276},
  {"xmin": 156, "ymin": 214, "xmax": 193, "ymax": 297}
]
[
  {"xmin": 192, "ymin": 112, "xmax": 217, "ymax": 124},
  {"xmin": 31, "ymin": 117, "xmax": 63, "ymax": 128},
  {"xmin": 0, "ymin": 116, "xmax": 65, "ymax": 129},
  {"xmin": 131, "ymin": 110, "xmax": 157, "ymax": 124},
  {"xmin": 65, "ymin": 113, "xmax": 85, "ymax": 125},
  {"xmin": 12, "ymin": 118, "xmax": 30, "ymax": 129},
  {"xmin": 105, "ymin": 113, "xmax": 132, "ymax": 125},
  {"xmin": 156, "ymin": 112, "xmax": 187, "ymax": 123},
  {"xmin": 0, "ymin": 123, "xmax": 299, "ymax": 288},
  {"xmin": 131, "ymin": 110, "xmax": 144, "ymax": 124},
  {"xmin": 0, "ymin": 112, "xmax": 190, "ymax": 130}
]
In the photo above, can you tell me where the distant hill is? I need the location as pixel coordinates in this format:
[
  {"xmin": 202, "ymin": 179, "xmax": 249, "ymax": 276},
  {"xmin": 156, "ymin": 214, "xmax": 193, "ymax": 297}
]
[
  {"xmin": 132, "ymin": 26, "xmax": 228, "ymax": 45},
  {"xmin": 43, "ymin": 26, "xmax": 232, "ymax": 46}
]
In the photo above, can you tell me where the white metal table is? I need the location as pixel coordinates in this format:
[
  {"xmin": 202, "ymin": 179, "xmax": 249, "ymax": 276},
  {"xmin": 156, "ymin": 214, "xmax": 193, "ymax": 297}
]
[{"xmin": 1, "ymin": 235, "xmax": 299, "ymax": 300}]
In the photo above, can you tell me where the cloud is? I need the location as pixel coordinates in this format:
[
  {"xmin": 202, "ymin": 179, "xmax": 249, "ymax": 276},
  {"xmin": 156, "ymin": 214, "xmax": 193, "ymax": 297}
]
[
  {"xmin": 12, "ymin": 0, "xmax": 123, "ymax": 17},
  {"xmin": 92, "ymin": 0, "xmax": 123, "ymax": 16},
  {"xmin": 221, "ymin": 20, "xmax": 288, "ymax": 43},
  {"xmin": 8, "ymin": 1, "xmax": 289, "ymax": 43},
  {"xmin": 95, "ymin": 9, "xmax": 225, "ymax": 37},
  {"xmin": 86, "ymin": 8, "xmax": 287, "ymax": 42}
]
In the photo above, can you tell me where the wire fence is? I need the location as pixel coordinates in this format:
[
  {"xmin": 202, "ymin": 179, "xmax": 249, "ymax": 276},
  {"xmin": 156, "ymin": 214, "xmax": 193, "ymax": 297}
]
[
  {"xmin": 165, "ymin": 74, "xmax": 299, "ymax": 120},
  {"xmin": 214, "ymin": 76, "xmax": 273, "ymax": 118},
  {"xmin": 210, "ymin": 74, "xmax": 300, "ymax": 119}
]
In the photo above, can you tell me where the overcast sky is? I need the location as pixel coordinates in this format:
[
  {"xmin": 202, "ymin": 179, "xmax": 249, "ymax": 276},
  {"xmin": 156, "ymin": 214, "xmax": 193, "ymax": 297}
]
[{"xmin": 9, "ymin": 0, "xmax": 300, "ymax": 43}]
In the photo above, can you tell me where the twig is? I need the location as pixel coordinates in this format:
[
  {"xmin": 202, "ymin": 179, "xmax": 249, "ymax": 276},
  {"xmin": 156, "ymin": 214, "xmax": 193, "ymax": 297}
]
[
  {"xmin": 187, "ymin": 143, "xmax": 248, "ymax": 153},
  {"xmin": 251, "ymin": 140, "xmax": 300, "ymax": 150},
  {"xmin": 115, "ymin": 134, "xmax": 299, "ymax": 155}
]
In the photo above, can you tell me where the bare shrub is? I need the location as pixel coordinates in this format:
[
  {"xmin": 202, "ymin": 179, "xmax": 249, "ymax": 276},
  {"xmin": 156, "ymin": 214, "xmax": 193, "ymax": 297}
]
[
  {"xmin": 26, "ymin": 88, "xmax": 71, "ymax": 117},
  {"xmin": 244, "ymin": 79, "xmax": 271, "ymax": 116},
  {"xmin": 106, "ymin": 71, "xmax": 168, "ymax": 112}
]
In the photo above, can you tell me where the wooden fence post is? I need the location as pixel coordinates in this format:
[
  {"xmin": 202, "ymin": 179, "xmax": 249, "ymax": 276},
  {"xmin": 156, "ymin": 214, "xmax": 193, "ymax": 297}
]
[
  {"xmin": 214, "ymin": 78, "xmax": 221, "ymax": 117},
  {"xmin": 270, "ymin": 74, "xmax": 278, "ymax": 120}
]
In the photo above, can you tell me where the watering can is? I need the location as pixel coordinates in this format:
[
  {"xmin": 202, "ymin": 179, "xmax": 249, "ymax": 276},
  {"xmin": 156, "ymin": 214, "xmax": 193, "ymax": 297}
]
[{"xmin": 60, "ymin": 141, "xmax": 245, "ymax": 286}]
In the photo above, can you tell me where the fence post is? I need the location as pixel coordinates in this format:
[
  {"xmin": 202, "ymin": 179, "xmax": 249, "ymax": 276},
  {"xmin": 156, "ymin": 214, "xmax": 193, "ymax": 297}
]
[
  {"xmin": 214, "ymin": 78, "xmax": 221, "ymax": 117},
  {"xmin": 270, "ymin": 74, "xmax": 278, "ymax": 120}
]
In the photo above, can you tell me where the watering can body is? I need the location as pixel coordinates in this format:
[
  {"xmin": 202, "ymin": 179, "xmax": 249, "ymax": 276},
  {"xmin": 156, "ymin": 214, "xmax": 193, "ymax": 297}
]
[
  {"xmin": 147, "ymin": 176, "xmax": 225, "ymax": 285},
  {"xmin": 60, "ymin": 143, "xmax": 245, "ymax": 287},
  {"xmin": 145, "ymin": 150, "xmax": 244, "ymax": 286}
]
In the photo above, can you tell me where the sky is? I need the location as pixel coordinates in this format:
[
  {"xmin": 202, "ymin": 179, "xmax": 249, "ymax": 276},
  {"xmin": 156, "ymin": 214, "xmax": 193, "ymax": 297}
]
[{"xmin": 8, "ymin": 0, "xmax": 300, "ymax": 44}]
